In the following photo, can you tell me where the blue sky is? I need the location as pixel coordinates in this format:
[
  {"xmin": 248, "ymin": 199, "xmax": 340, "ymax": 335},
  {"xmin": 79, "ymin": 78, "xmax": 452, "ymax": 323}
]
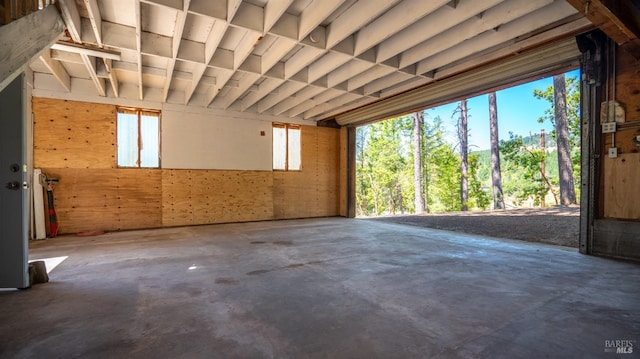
[{"xmin": 426, "ymin": 69, "xmax": 580, "ymax": 151}]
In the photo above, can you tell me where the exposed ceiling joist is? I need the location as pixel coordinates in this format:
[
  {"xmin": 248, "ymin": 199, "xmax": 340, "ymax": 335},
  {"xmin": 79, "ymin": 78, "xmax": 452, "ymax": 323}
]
[{"xmin": 28, "ymin": 0, "xmax": 593, "ymax": 122}]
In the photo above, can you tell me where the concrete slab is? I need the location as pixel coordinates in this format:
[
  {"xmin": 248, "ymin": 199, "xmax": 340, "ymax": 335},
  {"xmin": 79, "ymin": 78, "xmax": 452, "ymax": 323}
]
[{"xmin": 1, "ymin": 218, "xmax": 638, "ymax": 358}]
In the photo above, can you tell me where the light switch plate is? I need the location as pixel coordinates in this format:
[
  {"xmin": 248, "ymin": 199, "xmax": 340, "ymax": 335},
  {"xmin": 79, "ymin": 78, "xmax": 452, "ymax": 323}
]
[
  {"xmin": 602, "ymin": 122, "xmax": 617, "ymax": 133},
  {"xmin": 608, "ymin": 147, "xmax": 618, "ymax": 158}
]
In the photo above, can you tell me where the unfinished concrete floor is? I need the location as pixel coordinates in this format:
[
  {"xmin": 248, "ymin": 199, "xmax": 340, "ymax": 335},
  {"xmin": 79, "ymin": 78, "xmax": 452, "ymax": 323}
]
[{"xmin": 1, "ymin": 218, "xmax": 639, "ymax": 358}]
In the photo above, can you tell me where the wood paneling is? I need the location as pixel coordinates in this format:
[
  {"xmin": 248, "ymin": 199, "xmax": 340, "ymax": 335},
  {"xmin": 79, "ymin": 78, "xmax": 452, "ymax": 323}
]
[
  {"xmin": 162, "ymin": 169, "xmax": 274, "ymax": 227},
  {"xmin": 339, "ymin": 127, "xmax": 348, "ymax": 217},
  {"xmin": 272, "ymin": 127, "xmax": 341, "ymax": 219},
  {"xmin": 33, "ymin": 98, "xmax": 342, "ymax": 233},
  {"xmin": 317, "ymin": 127, "xmax": 340, "ymax": 216},
  {"xmin": 34, "ymin": 98, "xmax": 116, "ymax": 169},
  {"xmin": 42, "ymin": 168, "xmax": 162, "ymax": 234},
  {"xmin": 600, "ymin": 46, "xmax": 640, "ymax": 221},
  {"xmin": 603, "ymin": 153, "xmax": 640, "ymax": 219}
]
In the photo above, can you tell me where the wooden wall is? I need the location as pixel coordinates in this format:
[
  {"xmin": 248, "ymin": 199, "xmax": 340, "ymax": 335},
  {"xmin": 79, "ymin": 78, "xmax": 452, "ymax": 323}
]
[
  {"xmin": 33, "ymin": 98, "xmax": 342, "ymax": 234},
  {"xmin": 601, "ymin": 46, "xmax": 640, "ymax": 220}
]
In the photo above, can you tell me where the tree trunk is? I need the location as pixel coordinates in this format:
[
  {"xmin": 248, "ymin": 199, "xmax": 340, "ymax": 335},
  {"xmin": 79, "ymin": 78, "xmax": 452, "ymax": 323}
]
[
  {"xmin": 412, "ymin": 111, "xmax": 425, "ymax": 213},
  {"xmin": 488, "ymin": 92, "xmax": 505, "ymax": 209},
  {"xmin": 459, "ymin": 100, "xmax": 468, "ymax": 211},
  {"xmin": 553, "ymin": 74, "xmax": 577, "ymax": 205}
]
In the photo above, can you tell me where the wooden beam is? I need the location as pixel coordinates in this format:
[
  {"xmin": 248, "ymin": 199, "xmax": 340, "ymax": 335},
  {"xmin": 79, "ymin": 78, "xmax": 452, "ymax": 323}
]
[
  {"xmin": 134, "ymin": 0, "xmax": 143, "ymax": 100},
  {"xmin": 50, "ymin": 42, "xmax": 121, "ymax": 61},
  {"xmin": 185, "ymin": 20, "xmax": 226, "ymax": 104},
  {"xmin": 81, "ymin": 54, "xmax": 106, "ymax": 96},
  {"xmin": 162, "ymin": 0, "xmax": 190, "ymax": 102},
  {"xmin": 264, "ymin": 0, "xmax": 295, "ymax": 33},
  {"xmin": 0, "ymin": 6, "xmax": 66, "ymax": 93},
  {"xmin": 57, "ymin": 0, "xmax": 82, "ymax": 42},
  {"xmin": 298, "ymin": 0, "xmax": 343, "ymax": 40},
  {"xmin": 566, "ymin": 0, "xmax": 640, "ymax": 58},
  {"xmin": 104, "ymin": 59, "xmax": 119, "ymax": 97},
  {"xmin": 83, "ymin": 0, "xmax": 102, "ymax": 46},
  {"xmin": 39, "ymin": 50, "xmax": 71, "ymax": 91}
]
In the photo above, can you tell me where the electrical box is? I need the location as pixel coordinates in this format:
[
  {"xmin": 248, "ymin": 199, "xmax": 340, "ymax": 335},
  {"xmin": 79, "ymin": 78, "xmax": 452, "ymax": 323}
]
[
  {"xmin": 602, "ymin": 122, "xmax": 617, "ymax": 133},
  {"xmin": 608, "ymin": 147, "xmax": 618, "ymax": 158}
]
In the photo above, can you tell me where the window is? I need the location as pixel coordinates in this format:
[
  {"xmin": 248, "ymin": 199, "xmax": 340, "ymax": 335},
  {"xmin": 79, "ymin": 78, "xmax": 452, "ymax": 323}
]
[
  {"xmin": 273, "ymin": 123, "xmax": 301, "ymax": 170},
  {"xmin": 117, "ymin": 108, "xmax": 160, "ymax": 168}
]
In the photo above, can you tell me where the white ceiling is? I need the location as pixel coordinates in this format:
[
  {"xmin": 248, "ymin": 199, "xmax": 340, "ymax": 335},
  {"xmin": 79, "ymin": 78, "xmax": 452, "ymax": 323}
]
[{"xmin": 32, "ymin": 0, "xmax": 590, "ymax": 122}]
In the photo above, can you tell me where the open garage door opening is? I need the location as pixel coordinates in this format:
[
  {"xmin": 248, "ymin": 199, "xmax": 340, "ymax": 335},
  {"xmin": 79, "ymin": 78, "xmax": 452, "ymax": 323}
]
[{"xmin": 354, "ymin": 69, "xmax": 582, "ymax": 248}]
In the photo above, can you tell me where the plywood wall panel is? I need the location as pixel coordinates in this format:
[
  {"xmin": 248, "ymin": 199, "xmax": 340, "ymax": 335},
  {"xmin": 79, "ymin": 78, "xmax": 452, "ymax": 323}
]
[
  {"xmin": 33, "ymin": 98, "xmax": 343, "ymax": 232},
  {"xmin": 614, "ymin": 47, "xmax": 640, "ymax": 124},
  {"xmin": 317, "ymin": 127, "xmax": 340, "ymax": 216},
  {"xmin": 207, "ymin": 171, "xmax": 274, "ymax": 223},
  {"xmin": 34, "ymin": 98, "xmax": 116, "ymax": 169},
  {"xmin": 162, "ymin": 169, "xmax": 194, "ymax": 227},
  {"xmin": 116, "ymin": 169, "xmax": 163, "ymax": 230},
  {"xmin": 339, "ymin": 127, "xmax": 348, "ymax": 217},
  {"xmin": 272, "ymin": 127, "xmax": 340, "ymax": 219},
  {"xmin": 163, "ymin": 170, "xmax": 274, "ymax": 226},
  {"xmin": 603, "ymin": 153, "xmax": 640, "ymax": 219},
  {"xmin": 41, "ymin": 168, "xmax": 162, "ymax": 233}
]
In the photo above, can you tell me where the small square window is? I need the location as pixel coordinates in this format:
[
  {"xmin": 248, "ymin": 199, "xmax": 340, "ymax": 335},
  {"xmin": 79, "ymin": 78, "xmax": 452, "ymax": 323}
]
[
  {"xmin": 273, "ymin": 123, "xmax": 301, "ymax": 171},
  {"xmin": 117, "ymin": 108, "xmax": 160, "ymax": 168}
]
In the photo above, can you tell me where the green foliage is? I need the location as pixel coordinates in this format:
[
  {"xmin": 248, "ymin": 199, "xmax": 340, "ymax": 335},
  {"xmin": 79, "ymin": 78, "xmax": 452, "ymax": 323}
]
[
  {"xmin": 468, "ymin": 153, "xmax": 491, "ymax": 210},
  {"xmin": 356, "ymin": 112, "xmax": 493, "ymax": 216},
  {"xmin": 355, "ymin": 72, "xmax": 581, "ymax": 215},
  {"xmin": 533, "ymin": 75, "xmax": 581, "ymax": 196},
  {"xmin": 500, "ymin": 133, "xmax": 558, "ymax": 206},
  {"xmin": 356, "ymin": 116, "xmax": 413, "ymax": 215}
]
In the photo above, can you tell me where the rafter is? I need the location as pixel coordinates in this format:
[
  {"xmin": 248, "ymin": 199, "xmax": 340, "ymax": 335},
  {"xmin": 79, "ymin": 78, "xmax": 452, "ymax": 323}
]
[
  {"xmin": 163, "ymin": 0, "xmax": 191, "ymax": 102},
  {"xmin": 414, "ymin": 0, "xmax": 576, "ymax": 75},
  {"xmin": 326, "ymin": 0, "xmax": 399, "ymax": 50},
  {"xmin": 185, "ymin": 20, "xmax": 226, "ymax": 104},
  {"xmin": 375, "ymin": 0, "xmax": 504, "ymax": 63},
  {"xmin": 134, "ymin": 0, "xmax": 143, "ymax": 100},
  {"xmin": 400, "ymin": 0, "xmax": 554, "ymax": 69},
  {"xmin": 83, "ymin": 0, "xmax": 102, "ymax": 46},
  {"xmin": 354, "ymin": 0, "xmax": 450, "ymax": 56},
  {"xmin": 81, "ymin": 54, "xmax": 106, "ymax": 96},
  {"xmin": 298, "ymin": 0, "xmax": 344, "ymax": 41},
  {"xmin": 39, "ymin": 50, "xmax": 71, "ymax": 92}
]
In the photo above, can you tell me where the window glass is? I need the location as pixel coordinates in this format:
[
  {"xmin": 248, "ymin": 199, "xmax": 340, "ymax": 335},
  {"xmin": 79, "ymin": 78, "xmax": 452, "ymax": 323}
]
[
  {"xmin": 117, "ymin": 109, "xmax": 160, "ymax": 168},
  {"xmin": 273, "ymin": 126, "xmax": 287, "ymax": 170},
  {"xmin": 288, "ymin": 127, "xmax": 301, "ymax": 170},
  {"xmin": 140, "ymin": 114, "xmax": 160, "ymax": 168},
  {"xmin": 117, "ymin": 112, "xmax": 138, "ymax": 167}
]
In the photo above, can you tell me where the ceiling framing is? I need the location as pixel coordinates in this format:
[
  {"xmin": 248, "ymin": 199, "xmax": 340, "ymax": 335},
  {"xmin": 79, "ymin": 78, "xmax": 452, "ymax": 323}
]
[{"xmin": 29, "ymin": 0, "xmax": 592, "ymax": 122}]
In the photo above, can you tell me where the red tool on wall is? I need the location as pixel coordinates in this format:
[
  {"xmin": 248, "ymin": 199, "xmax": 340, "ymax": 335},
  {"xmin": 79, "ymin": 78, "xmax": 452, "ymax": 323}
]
[{"xmin": 39, "ymin": 174, "xmax": 59, "ymax": 238}]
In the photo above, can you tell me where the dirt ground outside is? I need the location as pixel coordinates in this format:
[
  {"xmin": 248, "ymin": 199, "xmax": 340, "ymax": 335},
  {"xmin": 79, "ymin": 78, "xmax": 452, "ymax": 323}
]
[{"xmin": 368, "ymin": 205, "xmax": 580, "ymax": 248}]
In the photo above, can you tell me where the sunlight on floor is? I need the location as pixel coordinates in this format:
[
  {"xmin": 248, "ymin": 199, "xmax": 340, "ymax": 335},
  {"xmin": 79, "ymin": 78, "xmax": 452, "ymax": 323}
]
[{"xmin": 29, "ymin": 256, "xmax": 68, "ymax": 274}]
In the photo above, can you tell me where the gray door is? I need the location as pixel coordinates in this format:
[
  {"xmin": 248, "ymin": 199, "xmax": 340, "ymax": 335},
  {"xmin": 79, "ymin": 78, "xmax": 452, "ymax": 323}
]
[{"xmin": 0, "ymin": 74, "xmax": 29, "ymax": 289}]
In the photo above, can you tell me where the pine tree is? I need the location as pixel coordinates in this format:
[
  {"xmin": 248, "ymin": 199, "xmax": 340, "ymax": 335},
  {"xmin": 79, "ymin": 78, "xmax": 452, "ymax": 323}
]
[
  {"xmin": 488, "ymin": 92, "xmax": 505, "ymax": 209},
  {"xmin": 458, "ymin": 100, "xmax": 469, "ymax": 211},
  {"xmin": 553, "ymin": 74, "xmax": 577, "ymax": 205},
  {"xmin": 412, "ymin": 111, "xmax": 425, "ymax": 213}
]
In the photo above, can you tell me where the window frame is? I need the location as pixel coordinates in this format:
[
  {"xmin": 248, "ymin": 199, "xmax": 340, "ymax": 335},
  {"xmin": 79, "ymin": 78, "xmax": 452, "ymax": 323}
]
[
  {"xmin": 116, "ymin": 106, "xmax": 161, "ymax": 169},
  {"xmin": 273, "ymin": 123, "xmax": 301, "ymax": 171}
]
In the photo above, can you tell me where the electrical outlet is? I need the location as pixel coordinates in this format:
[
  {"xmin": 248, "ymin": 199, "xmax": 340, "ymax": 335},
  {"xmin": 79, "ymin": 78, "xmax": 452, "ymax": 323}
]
[
  {"xmin": 608, "ymin": 147, "xmax": 618, "ymax": 158},
  {"xmin": 602, "ymin": 122, "xmax": 617, "ymax": 133}
]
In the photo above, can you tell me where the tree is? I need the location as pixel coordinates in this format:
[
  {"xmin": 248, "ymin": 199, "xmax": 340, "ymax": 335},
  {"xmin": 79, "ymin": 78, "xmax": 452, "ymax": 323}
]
[
  {"xmin": 468, "ymin": 153, "xmax": 491, "ymax": 210},
  {"xmin": 356, "ymin": 117, "xmax": 412, "ymax": 216},
  {"xmin": 501, "ymin": 133, "xmax": 558, "ymax": 206},
  {"xmin": 534, "ymin": 74, "xmax": 580, "ymax": 202},
  {"xmin": 457, "ymin": 100, "xmax": 469, "ymax": 211},
  {"xmin": 488, "ymin": 92, "xmax": 505, "ymax": 209},
  {"xmin": 553, "ymin": 74, "xmax": 577, "ymax": 205},
  {"xmin": 412, "ymin": 111, "xmax": 426, "ymax": 213}
]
